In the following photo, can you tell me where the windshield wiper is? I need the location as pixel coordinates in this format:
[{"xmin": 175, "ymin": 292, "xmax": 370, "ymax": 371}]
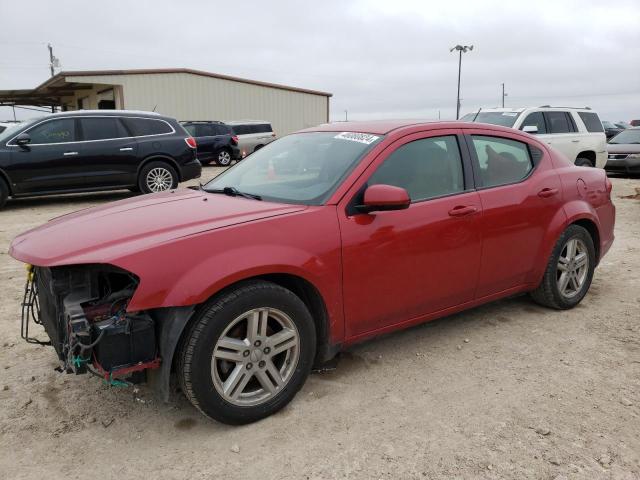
[{"xmin": 207, "ymin": 186, "xmax": 262, "ymax": 201}]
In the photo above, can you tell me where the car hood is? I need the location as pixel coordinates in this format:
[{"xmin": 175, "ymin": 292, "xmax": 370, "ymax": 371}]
[
  {"xmin": 607, "ymin": 143, "xmax": 640, "ymax": 154},
  {"xmin": 9, "ymin": 188, "xmax": 307, "ymax": 266}
]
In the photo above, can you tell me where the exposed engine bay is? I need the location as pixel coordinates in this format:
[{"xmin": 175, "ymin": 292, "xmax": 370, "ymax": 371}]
[{"xmin": 22, "ymin": 264, "xmax": 160, "ymax": 383}]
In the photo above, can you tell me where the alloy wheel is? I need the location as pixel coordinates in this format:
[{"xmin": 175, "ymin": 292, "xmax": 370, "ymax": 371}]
[
  {"xmin": 556, "ymin": 238, "xmax": 589, "ymax": 298},
  {"xmin": 211, "ymin": 307, "xmax": 300, "ymax": 406},
  {"xmin": 218, "ymin": 150, "xmax": 231, "ymax": 166},
  {"xmin": 146, "ymin": 167, "xmax": 174, "ymax": 192}
]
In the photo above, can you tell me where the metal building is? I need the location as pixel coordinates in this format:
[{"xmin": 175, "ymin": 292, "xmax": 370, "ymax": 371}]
[{"xmin": 0, "ymin": 68, "xmax": 332, "ymax": 135}]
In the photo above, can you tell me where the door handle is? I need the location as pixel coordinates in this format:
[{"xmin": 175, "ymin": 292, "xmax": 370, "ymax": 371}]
[
  {"xmin": 63, "ymin": 151, "xmax": 78, "ymax": 156},
  {"xmin": 448, "ymin": 205, "xmax": 478, "ymax": 217},
  {"xmin": 119, "ymin": 147, "xmax": 133, "ymax": 151},
  {"xmin": 538, "ymin": 187, "xmax": 559, "ymax": 198}
]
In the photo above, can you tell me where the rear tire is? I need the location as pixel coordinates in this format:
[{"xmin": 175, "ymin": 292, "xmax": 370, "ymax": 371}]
[
  {"xmin": 138, "ymin": 161, "xmax": 178, "ymax": 194},
  {"xmin": 178, "ymin": 280, "xmax": 316, "ymax": 425},
  {"xmin": 530, "ymin": 225, "xmax": 596, "ymax": 309},
  {"xmin": 0, "ymin": 177, "xmax": 8, "ymax": 209},
  {"xmin": 216, "ymin": 148, "xmax": 232, "ymax": 166},
  {"xmin": 575, "ymin": 157, "xmax": 594, "ymax": 167}
]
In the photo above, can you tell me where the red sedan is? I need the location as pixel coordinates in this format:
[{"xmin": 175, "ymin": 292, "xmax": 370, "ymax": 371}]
[{"xmin": 10, "ymin": 121, "xmax": 615, "ymax": 424}]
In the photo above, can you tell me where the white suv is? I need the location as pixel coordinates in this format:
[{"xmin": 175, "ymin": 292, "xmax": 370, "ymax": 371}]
[
  {"xmin": 461, "ymin": 106, "xmax": 607, "ymax": 168},
  {"xmin": 225, "ymin": 120, "xmax": 276, "ymax": 157}
]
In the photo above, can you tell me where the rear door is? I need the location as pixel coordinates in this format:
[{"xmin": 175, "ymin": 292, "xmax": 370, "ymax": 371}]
[
  {"xmin": 339, "ymin": 130, "xmax": 483, "ymax": 338},
  {"xmin": 78, "ymin": 117, "xmax": 139, "ymax": 187},
  {"xmin": 464, "ymin": 129, "xmax": 563, "ymax": 297},
  {"xmin": 9, "ymin": 118, "xmax": 85, "ymax": 193},
  {"xmin": 540, "ymin": 111, "xmax": 580, "ymax": 163}
]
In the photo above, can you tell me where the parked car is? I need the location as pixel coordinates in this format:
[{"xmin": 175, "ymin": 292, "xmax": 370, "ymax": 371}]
[
  {"xmin": 615, "ymin": 121, "xmax": 632, "ymax": 129},
  {"xmin": 630, "ymin": 120, "xmax": 640, "ymax": 127},
  {"xmin": 602, "ymin": 120, "xmax": 624, "ymax": 140},
  {"xmin": 0, "ymin": 110, "xmax": 201, "ymax": 208},
  {"xmin": 461, "ymin": 106, "xmax": 607, "ymax": 168},
  {"xmin": 605, "ymin": 127, "xmax": 640, "ymax": 175},
  {"xmin": 225, "ymin": 120, "xmax": 276, "ymax": 157},
  {"xmin": 11, "ymin": 121, "xmax": 615, "ymax": 425},
  {"xmin": 180, "ymin": 121, "xmax": 240, "ymax": 166}
]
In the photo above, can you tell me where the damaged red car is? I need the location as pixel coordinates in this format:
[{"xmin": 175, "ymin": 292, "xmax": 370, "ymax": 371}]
[{"xmin": 10, "ymin": 121, "xmax": 615, "ymax": 424}]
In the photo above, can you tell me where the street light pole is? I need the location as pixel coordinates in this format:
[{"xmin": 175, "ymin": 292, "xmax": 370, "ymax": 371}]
[{"xmin": 450, "ymin": 45, "xmax": 473, "ymax": 120}]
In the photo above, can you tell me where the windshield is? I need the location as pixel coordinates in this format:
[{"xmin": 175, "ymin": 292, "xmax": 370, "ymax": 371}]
[
  {"xmin": 204, "ymin": 131, "xmax": 383, "ymax": 205},
  {"xmin": 0, "ymin": 121, "xmax": 27, "ymax": 143},
  {"xmin": 460, "ymin": 111, "xmax": 521, "ymax": 128},
  {"xmin": 609, "ymin": 128, "xmax": 640, "ymax": 144}
]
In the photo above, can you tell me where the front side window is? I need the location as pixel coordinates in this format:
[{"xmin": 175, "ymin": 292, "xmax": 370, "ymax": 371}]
[
  {"xmin": 544, "ymin": 112, "xmax": 573, "ymax": 134},
  {"xmin": 122, "ymin": 118, "xmax": 173, "ymax": 136},
  {"xmin": 368, "ymin": 136, "xmax": 464, "ymax": 202},
  {"xmin": 80, "ymin": 117, "xmax": 128, "ymax": 141},
  {"xmin": 471, "ymin": 136, "xmax": 533, "ymax": 188},
  {"xmin": 204, "ymin": 132, "xmax": 383, "ymax": 205},
  {"xmin": 578, "ymin": 112, "xmax": 604, "ymax": 133},
  {"xmin": 27, "ymin": 119, "xmax": 77, "ymax": 144},
  {"xmin": 520, "ymin": 112, "xmax": 547, "ymax": 134}
]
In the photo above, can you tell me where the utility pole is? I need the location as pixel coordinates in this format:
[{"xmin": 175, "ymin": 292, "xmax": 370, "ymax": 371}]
[
  {"xmin": 450, "ymin": 45, "xmax": 473, "ymax": 120},
  {"xmin": 501, "ymin": 83, "xmax": 508, "ymax": 108},
  {"xmin": 344, "ymin": 110, "xmax": 348, "ymax": 122},
  {"xmin": 47, "ymin": 43, "xmax": 55, "ymax": 77}
]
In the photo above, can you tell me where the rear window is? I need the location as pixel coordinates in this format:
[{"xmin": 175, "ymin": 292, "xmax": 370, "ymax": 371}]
[
  {"xmin": 122, "ymin": 117, "xmax": 173, "ymax": 136},
  {"xmin": 578, "ymin": 112, "xmax": 604, "ymax": 133},
  {"xmin": 230, "ymin": 123, "xmax": 272, "ymax": 135},
  {"xmin": 80, "ymin": 117, "xmax": 129, "ymax": 141}
]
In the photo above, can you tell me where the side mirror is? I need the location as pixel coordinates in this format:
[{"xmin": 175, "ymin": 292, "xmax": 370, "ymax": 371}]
[
  {"xmin": 356, "ymin": 184, "xmax": 410, "ymax": 213},
  {"xmin": 16, "ymin": 133, "xmax": 31, "ymax": 146},
  {"xmin": 522, "ymin": 125, "xmax": 538, "ymax": 134}
]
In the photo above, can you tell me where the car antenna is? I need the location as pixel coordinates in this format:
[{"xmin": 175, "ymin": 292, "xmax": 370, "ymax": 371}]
[
  {"xmin": 472, "ymin": 107, "xmax": 482, "ymax": 122},
  {"xmin": 152, "ymin": 104, "xmax": 157, "ymax": 112}
]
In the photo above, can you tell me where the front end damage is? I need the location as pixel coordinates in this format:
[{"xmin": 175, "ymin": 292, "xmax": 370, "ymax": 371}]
[{"xmin": 21, "ymin": 264, "xmax": 190, "ymax": 392}]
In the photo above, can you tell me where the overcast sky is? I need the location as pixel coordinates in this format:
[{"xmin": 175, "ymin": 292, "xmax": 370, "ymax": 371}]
[{"xmin": 1, "ymin": 0, "xmax": 639, "ymax": 122}]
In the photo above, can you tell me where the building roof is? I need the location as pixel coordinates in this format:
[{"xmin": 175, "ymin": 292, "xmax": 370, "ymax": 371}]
[
  {"xmin": 36, "ymin": 68, "xmax": 333, "ymax": 97},
  {"xmin": 0, "ymin": 68, "xmax": 332, "ymax": 107}
]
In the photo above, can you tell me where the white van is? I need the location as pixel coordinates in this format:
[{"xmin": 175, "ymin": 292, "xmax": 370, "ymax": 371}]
[
  {"xmin": 461, "ymin": 106, "xmax": 607, "ymax": 168},
  {"xmin": 225, "ymin": 120, "xmax": 276, "ymax": 157}
]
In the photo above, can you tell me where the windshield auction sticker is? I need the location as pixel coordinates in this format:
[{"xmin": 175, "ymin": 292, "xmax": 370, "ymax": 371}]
[{"xmin": 334, "ymin": 132, "xmax": 380, "ymax": 145}]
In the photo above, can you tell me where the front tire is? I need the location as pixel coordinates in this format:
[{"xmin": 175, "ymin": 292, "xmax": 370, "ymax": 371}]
[
  {"xmin": 178, "ymin": 280, "xmax": 316, "ymax": 425},
  {"xmin": 530, "ymin": 225, "xmax": 595, "ymax": 309},
  {"xmin": 138, "ymin": 161, "xmax": 178, "ymax": 194}
]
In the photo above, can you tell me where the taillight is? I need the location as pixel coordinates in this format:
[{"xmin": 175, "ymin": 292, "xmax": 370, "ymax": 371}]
[
  {"xmin": 231, "ymin": 135, "xmax": 239, "ymax": 145},
  {"xmin": 185, "ymin": 137, "xmax": 197, "ymax": 149},
  {"xmin": 271, "ymin": 132, "xmax": 276, "ymax": 137}
]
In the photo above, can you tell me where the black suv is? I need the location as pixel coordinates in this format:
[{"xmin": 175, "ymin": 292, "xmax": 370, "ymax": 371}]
[
  {"xmin": 0, "ymin": 110, "xmax": 202, "ymax": 208},
  {"xmin": 180, "ymin": 121, "xmax": 240, "ymax": 166}
]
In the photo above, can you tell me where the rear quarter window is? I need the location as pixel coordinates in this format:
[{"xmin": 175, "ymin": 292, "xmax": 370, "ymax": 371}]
[
  {"xmin": 123, "ymin": 118, "xmax": 173, "ymax": 136},
  {"xmin": 577, "ymin": 112, "xmax": 604, "ymax": 133}
]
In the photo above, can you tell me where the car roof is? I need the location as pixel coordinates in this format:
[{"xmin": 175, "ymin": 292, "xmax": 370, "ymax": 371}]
[
  {"xmin": 471, "ymin": 106, "xmax": 594, "ymax": 114},
  {"xmin": 224, "ymin": 120, "xmax": 271, "ymax": 125},
  {"xmin": 37, "ymin": 110, "xmax": 169, "ymax": 119},
  {"xmin": 298, "ymin": 119, "xmax": 525, "ymax": 135}
]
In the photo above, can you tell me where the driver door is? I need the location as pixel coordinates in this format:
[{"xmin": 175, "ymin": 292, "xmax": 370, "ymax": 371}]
[{"xmin": 338, "ymin": 130, "xmax": 482, "ymax": 338}]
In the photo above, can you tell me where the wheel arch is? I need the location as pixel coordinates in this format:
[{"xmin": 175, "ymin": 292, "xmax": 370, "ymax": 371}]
[
  {"xmin": 0, "ymin": 168, "xmax": 13, "ymax": 195},
  {"xmin": 156, "ymin": 272, "xmax": 334, "ymax": 400},
  {"xmin": 137, "ymin": 155, "xmax": 182, "ymax": 181},
  {"xmin": 576, "ymin": 150, "xmax": 596, "ymax": 165}
]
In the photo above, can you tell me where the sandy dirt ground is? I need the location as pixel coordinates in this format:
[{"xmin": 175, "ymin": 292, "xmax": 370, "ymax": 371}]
[{"xmin": 0, "ymin": 168, "xmax": 638, "ymax": 480}]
